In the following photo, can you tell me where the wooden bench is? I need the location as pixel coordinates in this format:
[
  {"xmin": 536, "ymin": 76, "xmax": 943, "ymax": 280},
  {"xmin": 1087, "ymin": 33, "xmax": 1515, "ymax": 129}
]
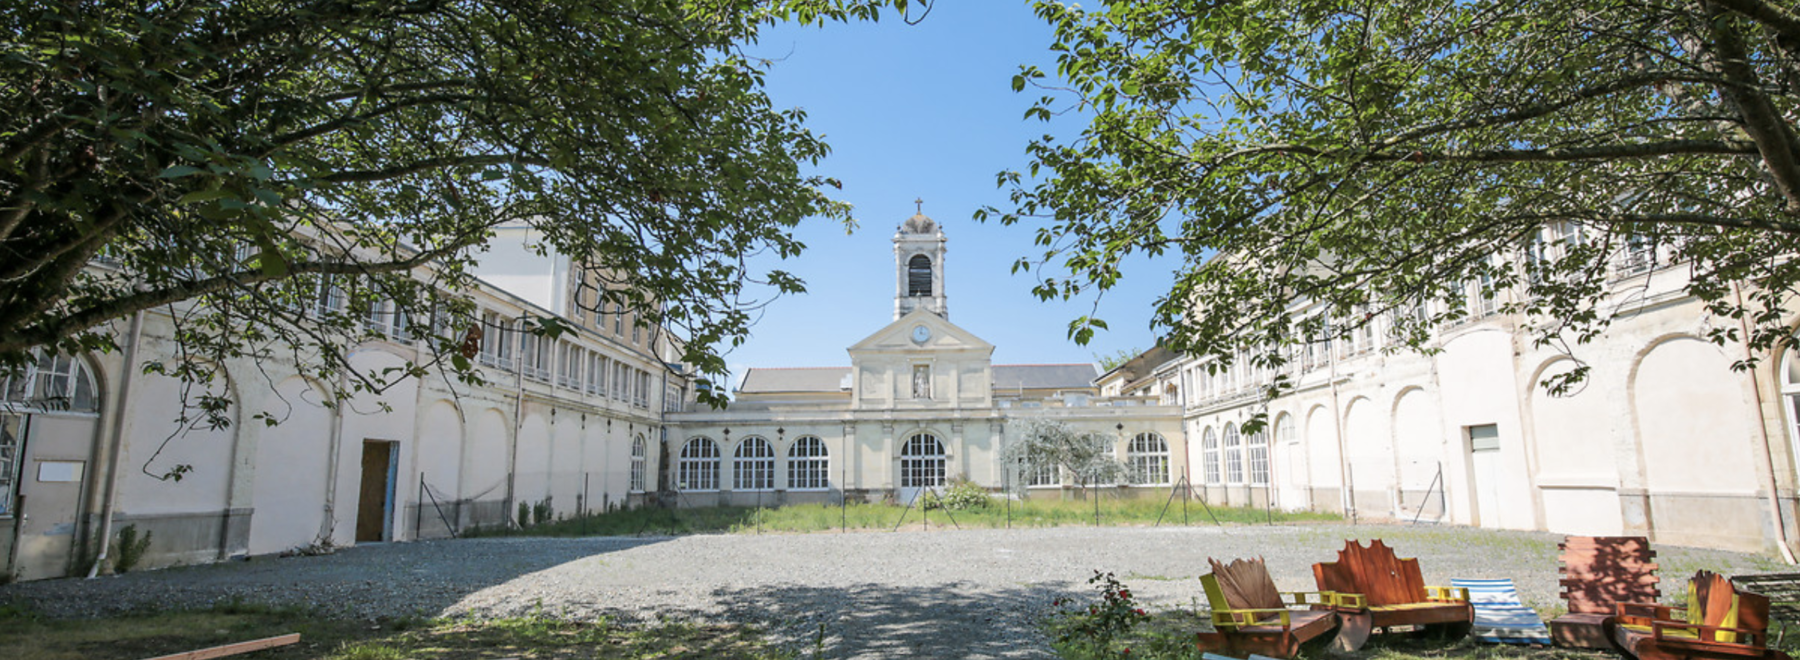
[
  {"xmin": 1311, "ymin": 539, "xmax": 1473, "ymax": 652},
  {"xmin": 1612, "ymin": 570, "xmax": 1791, "ymax": 660},
  {"xmin": 1550, "ymin": 535, "xmax": 1660, "ymax": 649},
  {"xmin": 1195, "ymin": 557, "xmax": 1341, "ymax": 658}
]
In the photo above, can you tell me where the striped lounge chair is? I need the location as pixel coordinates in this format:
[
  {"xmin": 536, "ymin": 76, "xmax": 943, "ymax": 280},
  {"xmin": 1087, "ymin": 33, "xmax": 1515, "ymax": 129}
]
[{"xmin": 1452, "ymin": 577, "xmax": 1552, "ymax": 645}]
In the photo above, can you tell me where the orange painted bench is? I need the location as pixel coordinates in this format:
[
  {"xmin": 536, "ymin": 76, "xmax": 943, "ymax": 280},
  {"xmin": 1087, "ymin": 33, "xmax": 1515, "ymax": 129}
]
[
  {"xmin": 1611, "ymin": 570, "xmax": 1791, "ymax": 660},
  {"xmin": 1311, "ymin": 539, "xmax": 1473, "ymax": 652},
  {"xmin": 1195, "ymin": 557, "xmax": 1340, "ymax": 658}
]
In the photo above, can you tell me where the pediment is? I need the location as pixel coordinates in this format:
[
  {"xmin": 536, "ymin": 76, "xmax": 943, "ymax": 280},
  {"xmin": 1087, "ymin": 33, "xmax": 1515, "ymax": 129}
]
[{"xmin": 848, "ymin": 308, "xmax": 993, "ymax": 354}]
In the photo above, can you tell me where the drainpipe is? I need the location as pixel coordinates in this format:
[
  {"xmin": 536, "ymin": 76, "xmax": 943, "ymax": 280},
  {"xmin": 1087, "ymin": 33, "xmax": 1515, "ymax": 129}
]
[
  {"xmin": 1735, "ymin": 282, "xmax": 1797, "ymax": 564},
  {"xmin": 505, "ymin": 316, "xmax": 525, "ymax": 527},
  {"xmin": 318, "ymin": 368, "xmax": 348, "ymax": 544},
  {"xmin": 87, "ymin": 310, "xmax": 144, "ymax": 578},
  {"xmin": 1327, "ymin": 335, "xmax": 1354, "ymax": 522}
]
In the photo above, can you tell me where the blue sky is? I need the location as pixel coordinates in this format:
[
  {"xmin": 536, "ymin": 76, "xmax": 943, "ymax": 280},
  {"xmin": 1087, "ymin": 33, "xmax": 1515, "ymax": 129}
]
[{"xmin": 724, "ymin": 2, "xmax": 1173, "ymax": 384}]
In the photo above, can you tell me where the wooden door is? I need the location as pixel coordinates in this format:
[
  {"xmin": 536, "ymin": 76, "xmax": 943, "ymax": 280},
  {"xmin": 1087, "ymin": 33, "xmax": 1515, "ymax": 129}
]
[{"xmin": 356, "ymin": 441, "xmax": 395, "ymax": 543}]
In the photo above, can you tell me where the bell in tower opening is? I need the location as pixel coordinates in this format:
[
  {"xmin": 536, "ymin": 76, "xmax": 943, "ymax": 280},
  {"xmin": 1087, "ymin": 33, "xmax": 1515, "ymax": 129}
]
[{"xmin": 894, "ymin": 202, "xmax": 947, "ymax": 320}]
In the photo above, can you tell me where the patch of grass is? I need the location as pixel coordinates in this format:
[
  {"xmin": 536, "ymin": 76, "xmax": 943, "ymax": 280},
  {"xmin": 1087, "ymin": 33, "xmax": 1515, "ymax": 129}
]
[
  {"xmin": 0, "ymin": 603, "xmax": 789, "ymax": 660},
  {"xmin": 471, "ymin": 497, "xmax": 1337, "ymax": 538}
]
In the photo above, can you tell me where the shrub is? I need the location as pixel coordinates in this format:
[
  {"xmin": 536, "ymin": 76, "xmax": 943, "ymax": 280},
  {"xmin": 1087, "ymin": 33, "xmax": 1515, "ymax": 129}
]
[
  {"xmin": 922, "ymin": 478, "xmax": 992, "ymax": 511},
  {"xmin": 532, "ymin": 497, "xmax": 553, "ymax": 526},
  {"xmin": 516, "ymin": 502, "xmax": 531, "ymax": 529},
  {"xmin": 114, "ymin": 525, "xmax": 153, "ymax": 573},
  {"xmin": 1048, "ymin": 570, "xmax": 1151, "ymax": 658}
]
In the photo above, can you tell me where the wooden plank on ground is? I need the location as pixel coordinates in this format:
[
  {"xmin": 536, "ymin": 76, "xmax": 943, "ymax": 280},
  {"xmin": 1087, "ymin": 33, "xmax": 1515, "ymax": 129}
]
[{"xmin": 140, "ymin": 633, "xmax": 300, "ymax": 660}]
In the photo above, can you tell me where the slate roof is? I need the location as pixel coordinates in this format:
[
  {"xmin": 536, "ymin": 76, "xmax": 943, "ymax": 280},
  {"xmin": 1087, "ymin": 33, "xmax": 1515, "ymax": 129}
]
[
  {"xmin": 738, "ymin": 367, "xmax": 852, "ymax": 393},
  {"xmin": 992, "ymin": 364, "xmax": 1099, "ymax": 391},
  {"xmin": 738, "ymin": 363, "xmax": 1099, "ymax": 394}
]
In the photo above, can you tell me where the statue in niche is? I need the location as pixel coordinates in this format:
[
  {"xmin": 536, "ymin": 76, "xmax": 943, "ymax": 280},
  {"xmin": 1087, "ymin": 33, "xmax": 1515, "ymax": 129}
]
[{"xmin": 912, "ymin": 364, "xmax": 931, "ymax": 399}]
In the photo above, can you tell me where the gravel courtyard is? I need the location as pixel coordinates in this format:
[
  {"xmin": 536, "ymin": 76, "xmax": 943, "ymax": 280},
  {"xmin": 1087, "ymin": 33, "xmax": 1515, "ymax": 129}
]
[{"xmin": 2, "ymin": 523, "xmax": 1784, "ymax": 659}]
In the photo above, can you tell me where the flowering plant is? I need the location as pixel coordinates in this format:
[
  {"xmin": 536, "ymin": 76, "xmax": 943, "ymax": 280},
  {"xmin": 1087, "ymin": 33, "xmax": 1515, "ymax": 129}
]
[{"xmin": 1049, "ymin": 570, "xmax": 1153, "ymax": 658}]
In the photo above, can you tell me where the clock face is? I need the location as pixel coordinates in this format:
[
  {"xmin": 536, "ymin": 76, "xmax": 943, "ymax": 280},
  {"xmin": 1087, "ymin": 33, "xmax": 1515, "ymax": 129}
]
[{"xmin": 911, "ymin": 324, "xmax": 932, "ymax": 344}]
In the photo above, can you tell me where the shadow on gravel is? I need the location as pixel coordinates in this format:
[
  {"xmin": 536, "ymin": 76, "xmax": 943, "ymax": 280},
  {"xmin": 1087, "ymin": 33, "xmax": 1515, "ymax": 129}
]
[
  {"xmin": 706, "ymin": 582, "xmax": 1081, "ymax": 660},
  {"xmin": 0, "ymin": 536, "xmax": 672, "ymax": 619}
]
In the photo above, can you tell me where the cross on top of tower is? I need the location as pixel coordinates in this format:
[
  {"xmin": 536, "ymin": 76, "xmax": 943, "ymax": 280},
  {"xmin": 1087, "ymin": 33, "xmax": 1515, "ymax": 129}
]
[{"xmin": 915, "ymin": 197, "xmax": 923, "ymax": 214}]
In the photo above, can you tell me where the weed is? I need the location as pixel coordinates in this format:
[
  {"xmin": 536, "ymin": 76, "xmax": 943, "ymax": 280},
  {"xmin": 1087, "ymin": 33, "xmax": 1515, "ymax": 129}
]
[
  {"xmin": 532, "ymin": 497, "xmax": 553, "ymax": 525},
  {"xmin": 113, "ymin": 525, "xmax": 152, "ymax": 574}
]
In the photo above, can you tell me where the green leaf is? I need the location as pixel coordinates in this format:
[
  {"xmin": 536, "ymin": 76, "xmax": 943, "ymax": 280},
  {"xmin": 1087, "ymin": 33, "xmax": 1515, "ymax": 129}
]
[
  {"xmin": 175, "ymin": 189, "xmax": 233, "ymax": 204},
  {"xmin": 158, "ymin": 165, "xmax": 202, "ymax": 179}
]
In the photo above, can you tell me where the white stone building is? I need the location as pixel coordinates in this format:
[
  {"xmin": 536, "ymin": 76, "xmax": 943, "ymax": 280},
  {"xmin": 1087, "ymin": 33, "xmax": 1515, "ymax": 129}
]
[
  {"xmin": 1163, "ymin": 225, "xmax": 1800, "ymax": 555},
  {"xmin": 0, "ymin": 224, "xmax": 689, "ymax": 580},
  {"xmin": 663, "ymin": 213, "xmax": 1187, "ymax": 507}
]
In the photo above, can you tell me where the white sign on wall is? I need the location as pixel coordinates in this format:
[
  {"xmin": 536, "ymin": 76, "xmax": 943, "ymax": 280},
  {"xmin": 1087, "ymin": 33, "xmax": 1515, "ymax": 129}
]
[{"xmin": 37, "ymin": 461, "xmax": 84, "ymax": 483}]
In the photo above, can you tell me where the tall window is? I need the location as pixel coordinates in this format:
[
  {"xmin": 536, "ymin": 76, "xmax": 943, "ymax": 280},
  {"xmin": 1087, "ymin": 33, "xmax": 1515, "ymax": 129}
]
[
  {"xmin": 1222, "ymin": 424, "xmax": 1244, "ymax": 484},
  {"xmin": 629, "ymin": 436, "xmax": 647, "ymax": 491},
  {"xmin": 479, "ymin": 311, "xmax": 512, "ymax": 370},
  {"xmin": 312, "ymin": 277, "xmax": 344, "ymax": 319},
  {"xmin": 733, "ymin": 437, "xmax": 774, "ymax": 491},
  {"xmin": 788, "ymin": 436, "xmax": 830, "ymax": 490},
  {"xmin": 677, "ymin": 437, "xmax": 720, "ymax": 491},
  {"xmin": 1619, "ymin": 233, "xmax": 1660, "ymax": 277},
  {"xmin": 1276, "ymin": 413, "xmax": 1296, "ymax": 446},
  {"xmin": 1126, "ymin": 432, "xmax": 1169, "ymax": 485},
  {"xmin": 1248, "ymin": 430, "xmax": 1270, "ymax": 486},
  {"xmin": 586, "ymin": 353, "xmax": 603, "ymax": 396},
  {"xmin": 519, "ymin": 322, "xmax": 548, "ymax": 381},
  {"xmin": 557, "ymin": 343, "xmax": 581, "ymax": 388},
  {"xmin": 907, "ymin": 254, "xmax": 932, "ymax": 296},
  {"xmin": 899, "ymin": 433, "xmax": 946, "ymax": 488},
  {"xmin": 1201, "ymin": 427, "xmax": 1220, "ymax": 485}
]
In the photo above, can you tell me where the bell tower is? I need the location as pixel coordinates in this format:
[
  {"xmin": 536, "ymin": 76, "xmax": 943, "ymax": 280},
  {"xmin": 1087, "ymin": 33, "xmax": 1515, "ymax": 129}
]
[{"xmin": 894, "ymin": 200, "xmax": 947, "ymax": 320}]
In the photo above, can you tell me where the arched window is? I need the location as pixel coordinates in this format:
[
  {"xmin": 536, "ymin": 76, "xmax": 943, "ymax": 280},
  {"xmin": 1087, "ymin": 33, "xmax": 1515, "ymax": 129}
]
[
  {"xmin": 1276, "ymin": 413, "xmax": 1296, "ymax": 445},
  {"xmin": 1, "ymin": 350, "xmax": 99, "ymax": 413},
  {"xmin": 899, "ymin": 433, "xmax": 945, "ymax": 488},
  {"xmin": 1127, "ymin": 432, "xmax": 1169, "ymax": 485},
  {"xmin": 733, "ymin": 437, "xmax": 774, "ymax": 491},
  {"xmin": 629, "ymin": 436, "xmax": 647, "ymax": 492},
  {"xmin": 907, "ymin": 254, "xmax": 933, "ymax": 297},
  {"xmin": 1248, "ymin": 429, "xmax": 1270, "ymax": 486},
  {"xmin": 676, "ymin": 437, "xmax": 720, "ymax": 491},
  {"xmin": 1201, "ymin": 427, "xmax": 1220, "ymax": 484},
  {"xmin": 1223, "ymin": 424, "xmax": 1244, "ymax": 484},
  {"xmin": 788, "ymin": 436, "xmax": 829, "ymax": 490}
]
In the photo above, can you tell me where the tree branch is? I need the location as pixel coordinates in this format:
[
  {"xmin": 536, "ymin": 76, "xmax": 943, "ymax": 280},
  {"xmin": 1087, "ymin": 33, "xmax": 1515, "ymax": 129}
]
[
  {"xmin": 5, "ymin": 245, "xmax": 464, "ymax": 354},
  {"xmin": 1710, "ymin": 0, "xmax": 1800, "ymax": 43},
  {"xmin": 1214, "ymin": 139, "xmax": 1761, "ymax": 166},
  {"xmin": 312, "ymin": 154, "xmax": 550, "ymax": 184}
]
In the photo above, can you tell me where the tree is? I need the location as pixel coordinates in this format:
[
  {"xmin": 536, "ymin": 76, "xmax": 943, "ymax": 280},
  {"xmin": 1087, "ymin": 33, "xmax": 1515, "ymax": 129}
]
[
  {"xmin": 1, "ymin": 0, "xmax": 913, "ymax": 411},
  {"xmin": 1093, "ymin": 346, "xmax": 1142, "ymax": 372},
  {"xmin": 988, "ymin": 0, "xmax": 1800, "ymax": 393},
  {"xmin": 1001, "ymin": 417, "xmax": 1126, "ymax": 494}
]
